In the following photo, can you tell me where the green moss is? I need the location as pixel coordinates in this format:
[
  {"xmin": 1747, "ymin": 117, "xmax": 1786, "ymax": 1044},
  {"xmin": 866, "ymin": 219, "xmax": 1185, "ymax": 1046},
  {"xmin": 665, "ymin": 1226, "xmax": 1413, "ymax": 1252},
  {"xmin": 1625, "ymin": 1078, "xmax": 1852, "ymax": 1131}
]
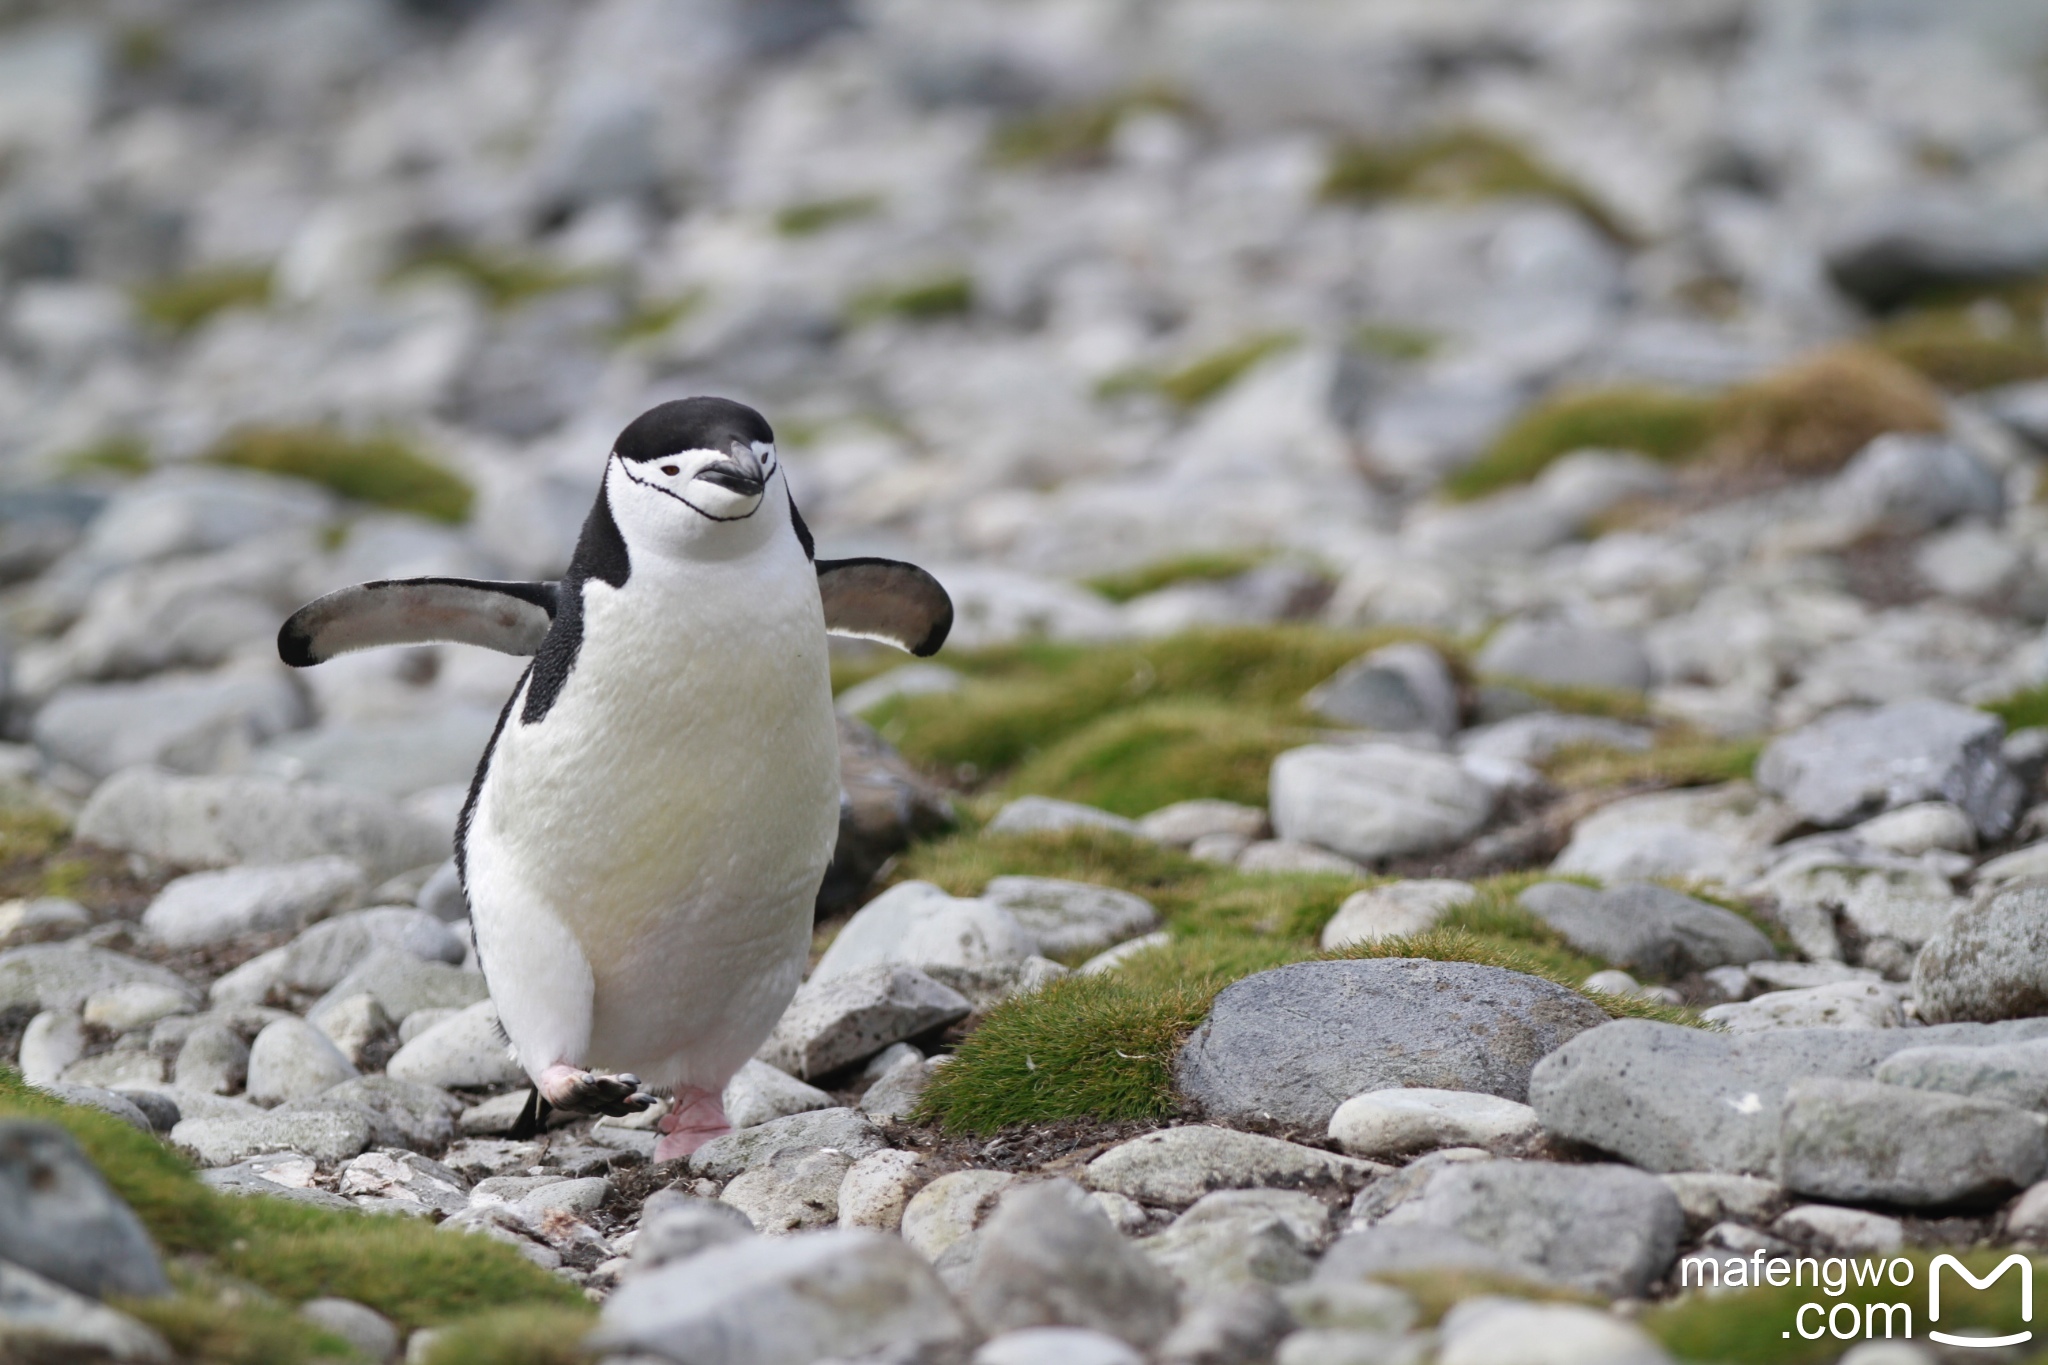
[
  {"xmin": 1874, "ymin": 305, "xmax": 2048, "ymax": 391},
  {"xmin": 1353, "ymin": 323, "xmax": 1439, "ymax": 361},
  {"xmin": 1545, "ymin": 737, "xmax": 1762, "ymax": 792},
  {"xmin": 0, "ymin": 807, "xmax": 70, "ymax": 867},
  {"xmin": 1098, "ymin": 334, "xmax": 1299, "ymax": 409},
  {"xmin": 209, "ymin": 427, "xmax": 474, "ymax": 523},
  {"xmin": 866, "ymin": 626, "xmax": 1427, "ymax": 780},
  {"xmin": 57, "ymin": 434, "xmax": 153, "ymax": 478},
  {"xmin": 416, "ymin": 1307, "xmax": 598, "ymax": 1365},
  {"xmin": 988, "ymin": 88, "xmax": 1192, "ymax": 167},
  {"xmin": 774, "ymin": 195, "xmax": 883, "ymax": 236},
  {"xmin": 1486, "ymin": 679, "xmax": 1653, "ymax": 722},
  {"xmin": 1444, "ymin": 387, "xmax": 1716, "ymax": 502},
  {"xmin": 1985, "ymin": 685, "xmax": 2048, "ymax": 732},
  {"xmin": 1645, "ymin": 1251, "xmax": 2035, "ymax": 1363},
  {"xmin": 606, "ymin": 290, "xmax": 704, "ymax": 344},
  {"xmin": 0, "ymin": 1071, "xmax": 589, "ymax": 1337},
  {"xmin": 124, "ymin": 1273, "xmax": 359, "ymax": 1365},
  {"xmin": 395, "ymin": 246, "xmax": 607, "ymax": 311},
  {"xmin": 134, "ymin": 266, "xmax": 272, "ymax": 334},
  {"xmin": 847, "ymin": 273, "xmax": 974, "ymax": 325},
  {"xmin": 1084, "ymin": 552, "xmax": 1268, "ymax": 603},
  {"xmin": 1321, "ymin": 128, "xmax": 1630, "ymax": 241},
  {"xmin": 1004, "ymin": 700, "xmax": 1311, "ymax": 816}
]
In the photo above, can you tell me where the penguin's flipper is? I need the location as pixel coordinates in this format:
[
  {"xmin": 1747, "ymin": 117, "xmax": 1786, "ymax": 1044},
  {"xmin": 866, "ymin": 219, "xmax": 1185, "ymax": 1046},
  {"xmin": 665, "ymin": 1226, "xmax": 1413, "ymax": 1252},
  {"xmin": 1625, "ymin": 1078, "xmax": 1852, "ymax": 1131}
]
[
  {"xmin": 279, "ymin": 577, "xmax": 559, "ymax": 666},
  {"xmin": 816, "ymin": 558, "xmax": 952, "ymax": 657}
]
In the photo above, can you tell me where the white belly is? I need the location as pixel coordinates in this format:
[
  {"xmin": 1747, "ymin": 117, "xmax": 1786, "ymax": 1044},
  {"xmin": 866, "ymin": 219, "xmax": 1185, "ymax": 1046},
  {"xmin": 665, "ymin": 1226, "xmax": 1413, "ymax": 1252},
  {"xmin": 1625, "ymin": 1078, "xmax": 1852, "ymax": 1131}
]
[{"xmin": 465, "ymin": 548, "xmax": 840, "ymax": 1089}]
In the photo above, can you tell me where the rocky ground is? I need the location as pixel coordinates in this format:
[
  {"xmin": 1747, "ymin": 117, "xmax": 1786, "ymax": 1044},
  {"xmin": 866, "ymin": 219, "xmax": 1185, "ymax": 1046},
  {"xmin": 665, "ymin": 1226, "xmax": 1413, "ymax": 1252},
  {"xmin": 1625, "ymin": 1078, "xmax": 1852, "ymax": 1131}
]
[{"xmin": 6, "ymin": 0, "xmax": 2048, "ymax": 1362}]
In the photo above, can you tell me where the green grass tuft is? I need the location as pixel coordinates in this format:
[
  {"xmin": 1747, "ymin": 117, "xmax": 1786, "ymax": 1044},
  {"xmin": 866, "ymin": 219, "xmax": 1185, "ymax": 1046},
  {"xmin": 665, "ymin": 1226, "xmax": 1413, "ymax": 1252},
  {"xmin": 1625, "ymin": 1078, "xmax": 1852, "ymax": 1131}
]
[
  {"xmin": 57, "ymin": 433, "xmax": 153, "ymax": 478},
  {"xmin": 209, "ymin": 426, "xmax": 474, "ymax": 523},
  {"xmin": 606, "ymin": 290, "xmax": 704, "ymax": 345},
  {"xmin": 1320, "ymin": 128, "xmax": 1631, "ymax": 242},
  {"xmin": 123, "ymin": 1271, "xmax": 359, "ymax": 1365},
  {"xmin": 1084, "ymin": 552, "xmax": 1268, "ymax": 604},
  {"xmin": 1543, "ymin": 736, "xmax": 1763, "ymax": 792},
  {"xmin": 1443, "ymin": 387, "xmax": 1717, "ymax": 502},
  {"xmin": 1098, "ymin": 333, "xmax": 1298, "ymax": 409},
  {"xmin": 416, "ymin": 1306, "xmax": 598, "ymax": 1365},
  {"xmin": 1985, "ymin": 685, "xmax": 2048, "ymax": 732},
  {"xmin": 988, "ymin": 88, "xmax": 1193, "ymax": 167},
  {"xmin": 0, "ymin": 1070, "xmax": 590, "ymax": 1339},
  {"xmin": 1353, "ymin": 323, "xmax": 1439, "ymax": 361},
  {"xmin": 848, "ymin": 273, "xmax": 974, "ymax": 324},
  {"xmin": 1004, "ymin": 699, "xmax": 1314, "ymax": 816},
  {"xmin": 134, "ymin": 265, "xmax": 273, "ymax": 334},
  {"xmin": 395, "ymin": 246, "xmax": 606, "ymax": 311},
  {"xmin": 774, "ymin": 195, "xmax": 883, "ymax": 236},
  {"xmin": 865, "ymin": 625, "xmax": 1430, "ymax": 782}
]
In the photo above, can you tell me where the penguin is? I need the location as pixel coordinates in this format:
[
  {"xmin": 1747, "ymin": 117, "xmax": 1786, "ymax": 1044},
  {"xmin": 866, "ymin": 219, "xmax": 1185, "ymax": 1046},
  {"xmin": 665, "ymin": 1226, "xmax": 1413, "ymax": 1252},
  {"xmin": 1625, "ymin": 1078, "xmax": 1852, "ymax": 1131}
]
[{"xmin": 277, "ymin": 396, "xmax": 951, "ymax": 1161}]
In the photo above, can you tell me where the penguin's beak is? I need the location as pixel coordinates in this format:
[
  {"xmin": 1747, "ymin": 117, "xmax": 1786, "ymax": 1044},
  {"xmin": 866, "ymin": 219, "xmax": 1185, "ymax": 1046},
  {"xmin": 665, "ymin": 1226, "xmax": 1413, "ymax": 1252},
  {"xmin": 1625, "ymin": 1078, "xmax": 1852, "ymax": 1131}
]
[{"xmin": 693, "ymin": 442, "xmax": 766, "ymax": 497}]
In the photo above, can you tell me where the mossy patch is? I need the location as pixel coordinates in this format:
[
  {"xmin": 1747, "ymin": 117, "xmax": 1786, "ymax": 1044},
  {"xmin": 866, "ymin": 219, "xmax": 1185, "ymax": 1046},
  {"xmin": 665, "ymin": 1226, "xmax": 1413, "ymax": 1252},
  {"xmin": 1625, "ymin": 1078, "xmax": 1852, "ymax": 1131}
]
[
  {"xmin": 134, "ymin": 265, "xmax": 273, "ymax": 334},
  {"xmin": 1098, "ymin": 333, "xmax": 1298, "ymax": 409},
  {"xmin": 1873, "ymin": 300, "xmax": 2048, "ymax": 391},
  {"xmin": 1004, "ymin": 700, "xmax": 1312, "ymax": 816},
  {"xmin": 1543, "ymin": 736, "xmax": 1762, "ymax": 792},
  {"xmin": 394, "ymin": 246, "xmax": 607, "ymax": 311},
  {"xmin": 989, "ymin": 88, "xmax": 1193, "ymax": 167},
  {"xmin": 863, "ymin": 625, "xmax": 1429, "ymax": 783},
  {"xmin": 1320, "ymin": 128, "xmax": 1631, "ymax": 242},
  {"xmin": 1084, "ymin": 552, "xmax": 1268, "ymax": 603},
  {"xmin": 774, "ymin": 195, "xmax": 883, "ymax": 236},
  {"xmin": 0, "ymin": 1070, "xmax": 591, "ymax": 1349},
  {"xmin": 847, "ymin": 273, "xmax": 974, "ymax": 325},
  {"xmin": 1985, "ymin": 685, "xmax": 2048, "ymax": 732},
  {"xmin": 123, "ymin": 1270, "xmax": 358, "ymax": 1365},
  {"xmin": 1443, "ymin": 387, "xmax": 1718, "ymax": 503},
  {"xmin": 1644, "ymin": 1251, "xmax": 2035, "ymax": 1363},
  {"xmin": 1711, "ymin": 344, "xmax": 1946, "ymax": 476},
  {"xmin": 57, "ymin": 433, "xmax": 153, "ymax": 479},
  {"xmin": 905, "ymin": 831, "xmax": 1699, "ymax": 1131},
  {"xmin": 416, "ymin": 1306, "xmax": 598, "ymax": 1365},
  {"xmin": 606, "ymin": 289, "xmax": 704, "ymax": 345},
  {"xmin": 209, "ymin": 426, "xmax": 475, "ymax": 523},
  {"xmin": 1353, "ymin": 322, "xmax": 1440, "ymax": 361},
  {"xmin": 1444, "ymin": 345, "xmax": 1946, "ymax": 500}
]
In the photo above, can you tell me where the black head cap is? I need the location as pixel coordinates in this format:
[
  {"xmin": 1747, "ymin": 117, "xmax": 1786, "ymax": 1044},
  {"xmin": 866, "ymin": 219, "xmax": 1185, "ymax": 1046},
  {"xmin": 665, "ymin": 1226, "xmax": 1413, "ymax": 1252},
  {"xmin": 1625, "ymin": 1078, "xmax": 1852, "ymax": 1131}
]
[{"xmin": 614, "ymin": 397, "xmax": 774, "ymax": 463}]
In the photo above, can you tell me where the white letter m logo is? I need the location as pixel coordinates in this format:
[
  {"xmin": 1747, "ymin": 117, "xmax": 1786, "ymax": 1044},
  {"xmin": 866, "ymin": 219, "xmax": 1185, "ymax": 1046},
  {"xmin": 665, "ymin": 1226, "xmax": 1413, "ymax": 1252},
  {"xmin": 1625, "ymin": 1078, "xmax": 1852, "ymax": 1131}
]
[{"xmin": 1930, "ymin": 1253, "xmax": 2034, "ymax": 1349}]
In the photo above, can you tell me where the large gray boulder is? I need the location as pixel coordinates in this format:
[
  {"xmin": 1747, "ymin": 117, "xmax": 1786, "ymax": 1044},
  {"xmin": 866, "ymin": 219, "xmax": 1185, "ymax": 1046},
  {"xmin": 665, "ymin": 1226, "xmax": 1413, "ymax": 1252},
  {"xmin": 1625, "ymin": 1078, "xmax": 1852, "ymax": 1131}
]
[
  {"xmin": 0, "ymin": 1260, "xmax": 173, "ymax": 1362},
  {"xmin": 758, "ymin": 963, "xmax": 970, "ymax": 1079},
  {"xmin": 33, "ymin": 672, "xmax": 308, "ymax": 782},
  {"xmin": 1302, "ymin": 641, "xmax": 1461, "ymax": 736},
  {"xmin": 141, "ymin": 858, "xmax": 365, "ymax": 950},
  {"xmin": 1473, "ymin": 619, "xmax": 1653, "ymax": 693},
  {"xmin": 1876, "ymin": 1038, "xmax": 2048, "ymax": 1110},
  {"xmin": 1268, "ymin": 745, "xmax": 1496, "ymax": 864},
  {"xmin": 1914, "ymin": 883, "xmax": 2048, "ymax": 1023},
  {"xmin": 76, "ymin": 768, "xmax": 449, "ymax": 882},
  {"xmin": 1376, "ymin": 1159, "xmax": 1684, "ymax": 1298},
  {"xmin": 1516, "ymin": 882, "xmax": 1774, "ymax": 979},
  {"xmin": 1177, "ymin": 960, "xmax": 1608, "ymax": 1128},
  {"xmin": 595, "ymin": 1228, "xmax": 973, "ymax": 1364},
  {"xmin": 687, "ymin": 1108, "xmax": 884, "ymax": 1183},
  {"xmin": 1755, "ymin": 700, "xmax": 2022, "ymax": 841},
  {"xmin": 1529, "ymin": 1017, "xmax": 2048, "ymax": 1175},
  {"xmin": 0, "ymin": 1121, "xmax": 169, "ymax": 1299},
  {"xmin": 1778, "ymin": 1079, "xmax": 2048, "ymax": 1207}
]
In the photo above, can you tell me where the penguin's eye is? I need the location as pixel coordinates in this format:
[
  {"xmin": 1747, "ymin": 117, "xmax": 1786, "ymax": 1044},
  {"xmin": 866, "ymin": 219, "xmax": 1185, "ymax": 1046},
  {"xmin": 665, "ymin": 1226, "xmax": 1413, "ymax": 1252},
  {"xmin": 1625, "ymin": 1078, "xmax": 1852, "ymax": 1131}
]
[{"xmin": 660, "ymin": 465, "xmax": 679, "ymax": 476}]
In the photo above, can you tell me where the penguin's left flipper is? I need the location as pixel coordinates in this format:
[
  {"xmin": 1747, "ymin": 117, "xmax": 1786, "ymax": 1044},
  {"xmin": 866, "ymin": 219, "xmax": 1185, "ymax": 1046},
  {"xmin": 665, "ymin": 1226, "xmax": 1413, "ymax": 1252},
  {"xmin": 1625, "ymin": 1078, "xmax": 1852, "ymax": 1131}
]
[
  {"xmin": 278, "ymin": 577, "xmax": 559, "ymax": 666},
  {"xmin": 816, "ymin": 558, "xmax": 952, "ymax": 657}
]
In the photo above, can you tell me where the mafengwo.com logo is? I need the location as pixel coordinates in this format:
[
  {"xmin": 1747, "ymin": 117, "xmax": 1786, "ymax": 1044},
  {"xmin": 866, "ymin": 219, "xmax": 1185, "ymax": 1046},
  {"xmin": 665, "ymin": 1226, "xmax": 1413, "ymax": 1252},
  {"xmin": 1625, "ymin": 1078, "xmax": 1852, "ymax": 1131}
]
[{"xmin": 1679, "ymin": 1252, "xmax": 2034, "ymax": 1347}]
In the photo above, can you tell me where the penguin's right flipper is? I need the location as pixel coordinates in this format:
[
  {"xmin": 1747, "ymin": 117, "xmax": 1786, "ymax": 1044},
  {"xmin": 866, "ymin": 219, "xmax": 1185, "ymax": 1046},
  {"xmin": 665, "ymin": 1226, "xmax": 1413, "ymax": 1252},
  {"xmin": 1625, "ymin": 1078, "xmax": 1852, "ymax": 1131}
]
[{"xmin": 279, "ymin": 578, "xmax": 559, "ymax": 666}]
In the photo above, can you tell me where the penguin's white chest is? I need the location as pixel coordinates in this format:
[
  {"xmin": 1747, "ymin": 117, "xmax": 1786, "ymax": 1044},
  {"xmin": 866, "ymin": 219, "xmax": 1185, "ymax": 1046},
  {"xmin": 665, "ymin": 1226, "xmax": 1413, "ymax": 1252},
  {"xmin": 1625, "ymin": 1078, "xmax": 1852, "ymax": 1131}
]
[{"xmin": 466, "ymin": 550, "xmax": 840, "ymax": 1085}]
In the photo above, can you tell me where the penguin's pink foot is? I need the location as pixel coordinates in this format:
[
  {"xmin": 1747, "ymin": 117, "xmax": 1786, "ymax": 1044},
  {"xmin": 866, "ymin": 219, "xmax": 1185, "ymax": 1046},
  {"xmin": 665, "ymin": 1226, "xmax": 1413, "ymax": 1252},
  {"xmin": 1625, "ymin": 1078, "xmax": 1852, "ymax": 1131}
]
[
  {"xmin": 653, "ymin": 1087, "xmax": 730, "ymax": 1163},
  {"xmin": 537, "ymin": 1064, "xmax": 656, "ymax": 1117}
]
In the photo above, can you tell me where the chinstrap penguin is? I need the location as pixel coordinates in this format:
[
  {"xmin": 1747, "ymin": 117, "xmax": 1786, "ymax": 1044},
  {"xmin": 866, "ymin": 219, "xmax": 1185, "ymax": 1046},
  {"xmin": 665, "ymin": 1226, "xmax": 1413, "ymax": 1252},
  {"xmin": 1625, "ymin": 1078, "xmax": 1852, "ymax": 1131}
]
[{"xmin": 278, "ymin": 396, "xmax": 952, "ymax": 1161}]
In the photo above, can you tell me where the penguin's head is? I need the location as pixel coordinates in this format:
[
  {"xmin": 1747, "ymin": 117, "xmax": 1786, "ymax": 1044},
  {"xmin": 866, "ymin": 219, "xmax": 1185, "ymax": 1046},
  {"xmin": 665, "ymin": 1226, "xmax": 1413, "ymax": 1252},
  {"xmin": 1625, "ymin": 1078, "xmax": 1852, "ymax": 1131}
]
[{"xmin": 606, "ymin": 397, "xmax": 783, "ymax": 555}]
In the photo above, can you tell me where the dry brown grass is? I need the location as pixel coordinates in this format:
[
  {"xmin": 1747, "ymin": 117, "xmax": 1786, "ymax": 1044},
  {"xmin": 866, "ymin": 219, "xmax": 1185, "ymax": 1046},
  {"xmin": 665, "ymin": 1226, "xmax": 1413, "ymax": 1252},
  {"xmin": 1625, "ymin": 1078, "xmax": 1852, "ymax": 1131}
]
[{"xmin": 1708, "ymin": 345, "xmax": 1945, "ymax": 476}]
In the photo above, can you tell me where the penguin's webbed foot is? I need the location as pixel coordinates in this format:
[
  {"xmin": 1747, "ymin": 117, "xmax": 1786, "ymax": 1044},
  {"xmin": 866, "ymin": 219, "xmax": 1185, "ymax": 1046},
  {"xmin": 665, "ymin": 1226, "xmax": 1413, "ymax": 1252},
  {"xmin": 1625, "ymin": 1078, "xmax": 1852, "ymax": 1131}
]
[
  {"xmin": 653, "ymin": 1086, "xmax": 731, "ymax": 1164},
  {"xmin": 536, "ymin": 1064, "xmax": 657, "ymax": 1117}
]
